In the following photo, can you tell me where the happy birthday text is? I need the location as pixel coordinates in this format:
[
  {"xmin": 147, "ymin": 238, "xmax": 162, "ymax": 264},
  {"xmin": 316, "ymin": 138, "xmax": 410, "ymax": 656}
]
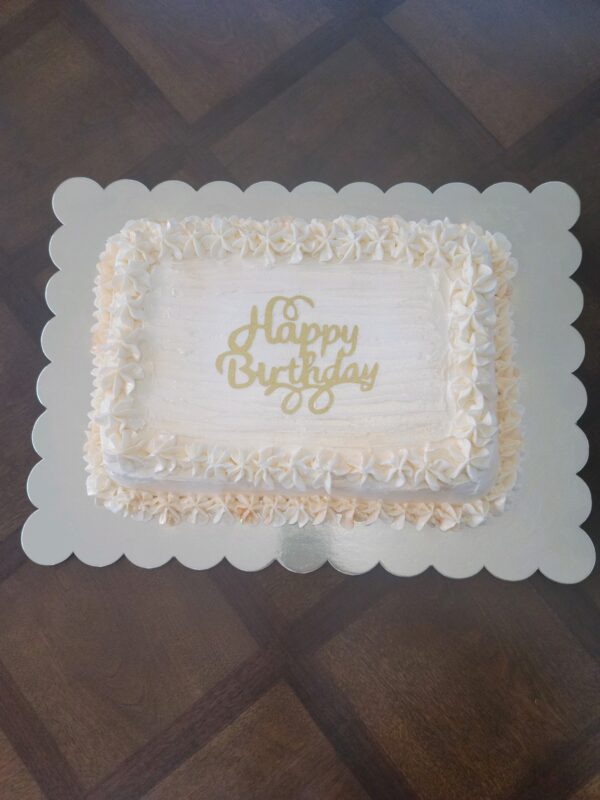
[{"xmin": 215, "ymin": 295, "xmax": 379, "ymax": 414}]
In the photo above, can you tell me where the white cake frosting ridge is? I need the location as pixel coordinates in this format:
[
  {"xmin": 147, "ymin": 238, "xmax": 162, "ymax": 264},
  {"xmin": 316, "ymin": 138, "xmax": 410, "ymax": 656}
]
[{"xmin": 85, "ymin": 215, "xmax": 522, "ymax": 530}]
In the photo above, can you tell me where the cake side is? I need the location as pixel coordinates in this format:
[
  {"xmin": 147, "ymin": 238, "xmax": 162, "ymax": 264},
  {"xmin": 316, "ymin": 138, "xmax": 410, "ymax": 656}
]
[{"xmin": 85, "ymin": 215, "xmax": 521, "ymax": 530}]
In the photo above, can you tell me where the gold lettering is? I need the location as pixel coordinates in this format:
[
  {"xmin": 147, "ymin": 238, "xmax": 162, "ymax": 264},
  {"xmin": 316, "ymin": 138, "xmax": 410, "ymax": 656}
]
[{"xmin": 215, "ymin": 295, "xmax": 379, "ymax": 414}]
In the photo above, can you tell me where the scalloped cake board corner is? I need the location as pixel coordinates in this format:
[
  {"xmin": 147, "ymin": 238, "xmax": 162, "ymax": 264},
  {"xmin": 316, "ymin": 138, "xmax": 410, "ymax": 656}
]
[{"xmin": 22, "ymin": 178, "xmax": 594, "ymax": 582}]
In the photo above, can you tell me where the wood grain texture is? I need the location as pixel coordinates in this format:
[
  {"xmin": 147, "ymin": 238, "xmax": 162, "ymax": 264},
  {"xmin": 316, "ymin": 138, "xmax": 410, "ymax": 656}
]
[
  {"xmin": 82, "ymin": 0, "xmax": 333, "ymax": 122},
  {"xmin": 0, "ymin": 727, "xmax": 44, "ymax": 800},
  {"xmin": 386, "ymin": 0, "xmax": 600, "ymax": 146},
  {"xmin": 316, "ymin": 575, "xmax": 600, "ymax": 800},
  {"xmin": 0, "ymin": 302, "xmax": 42, "ymax": 540},
  {"xmin": 0, "ymin": 560, "xmax": 257, "ymax": 788},
  {"xmin": 145, "ymin": 683, "xmax": 370, "ymax": 800},
  {"xmin": 0, "ymin": 1, "xmax": 597, "ymax": 798}
]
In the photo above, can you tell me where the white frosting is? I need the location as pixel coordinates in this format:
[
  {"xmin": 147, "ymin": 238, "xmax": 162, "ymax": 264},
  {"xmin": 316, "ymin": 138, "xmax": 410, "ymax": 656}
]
[
  {"xmin": 137, "ymin": 258, "xmax": 451, "ymax": 448},
  {"xmin": 85, "ymin": 215, "xmax": 522, "ymax": 530}
]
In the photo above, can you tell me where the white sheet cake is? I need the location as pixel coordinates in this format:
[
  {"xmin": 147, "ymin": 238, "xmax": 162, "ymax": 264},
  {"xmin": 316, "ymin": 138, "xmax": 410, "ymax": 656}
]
[{"xmin": 85, "ymin": 215, "xmax": 522, "ymax": 529}]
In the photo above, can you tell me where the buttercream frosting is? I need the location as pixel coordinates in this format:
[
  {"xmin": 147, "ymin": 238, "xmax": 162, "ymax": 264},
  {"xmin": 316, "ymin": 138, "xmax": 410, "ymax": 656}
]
[{"xmin": 85, "ymin": 215, "xmax": 522, "ymax": 530}]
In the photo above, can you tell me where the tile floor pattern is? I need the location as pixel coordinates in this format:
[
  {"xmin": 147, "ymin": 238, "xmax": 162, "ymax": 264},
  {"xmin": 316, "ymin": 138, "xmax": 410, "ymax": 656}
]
[{"xmin": 0, "ymin": 1, "xmax": 598, "ymax": 798}]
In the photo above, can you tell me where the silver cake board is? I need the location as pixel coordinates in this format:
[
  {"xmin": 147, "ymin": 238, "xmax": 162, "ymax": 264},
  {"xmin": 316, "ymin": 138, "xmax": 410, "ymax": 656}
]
[{"xmin": 23, "ymin": 179, "xmax": 594, "ymax": 582}]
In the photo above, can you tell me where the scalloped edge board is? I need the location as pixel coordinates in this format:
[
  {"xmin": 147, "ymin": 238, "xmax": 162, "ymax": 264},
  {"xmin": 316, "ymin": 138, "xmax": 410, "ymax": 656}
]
[{"xmin": 22, "ymin": 178, "xmax": 594, "ymax": 582}]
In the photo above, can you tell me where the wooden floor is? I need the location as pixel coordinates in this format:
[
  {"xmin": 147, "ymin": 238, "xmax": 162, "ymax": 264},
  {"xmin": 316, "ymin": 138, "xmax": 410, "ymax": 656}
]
[{"xmin": 0, "ymin": 1, "xmax": 599, "ymax": 798}]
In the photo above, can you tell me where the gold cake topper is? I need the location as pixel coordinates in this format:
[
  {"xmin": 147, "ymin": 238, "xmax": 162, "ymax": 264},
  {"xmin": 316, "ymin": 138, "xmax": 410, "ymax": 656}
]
[{"xmin": 215, "ymin": 295, "xmax": 379, "ymax": 415}]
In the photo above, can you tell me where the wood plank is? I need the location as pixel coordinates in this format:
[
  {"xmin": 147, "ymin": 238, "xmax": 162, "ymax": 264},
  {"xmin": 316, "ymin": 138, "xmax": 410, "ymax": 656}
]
[
  {"xmin": 315, "ymin": 574, "xmax": 600, "ymax": 800},
  {"xmin": 146, "ymin": 684, "xmax": 369, "ymax": 800},
  {"xmin": 0, "ymin": 560, "xmax": 257, "ymax": 788},
  {"xmin": 0, "ymin": 716, "xmax": 44, "ymax": 800},
  {"xmin": 88, "ymin": 648, "xmax": 281, "ymax": 800},
  {"xmin": 386, "ymin": 0, "xmax": 600, "ymax": 146},
  {"xmin": 0, "ymin": 660, "xmax": 84, "ymax": 800},
  {"xmin": 0, "ymin": 302, "xmax": 43, "ymax": 540},
  {"xmin": 82, "ymin": 0, "xmax": 333, "ymax": 122}
]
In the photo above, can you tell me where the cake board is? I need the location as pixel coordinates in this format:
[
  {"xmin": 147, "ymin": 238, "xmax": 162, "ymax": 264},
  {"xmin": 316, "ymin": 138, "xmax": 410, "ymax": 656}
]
[{"xmin": 23, "ymin": 179, "xmax": 594, "ymax": 582}]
